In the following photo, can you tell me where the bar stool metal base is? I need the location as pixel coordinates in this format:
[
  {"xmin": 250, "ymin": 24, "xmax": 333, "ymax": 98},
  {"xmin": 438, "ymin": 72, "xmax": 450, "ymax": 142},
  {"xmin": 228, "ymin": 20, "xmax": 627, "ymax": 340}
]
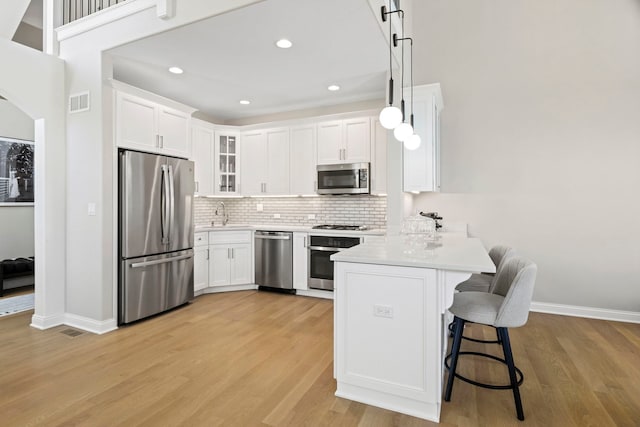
[
  {"xmin": 445, "ymin": 316, "xmax": 525, "ymax": 421},
  {"xmin": 447, "ymin": 321, "xmax": 502, "ymax": 344}
]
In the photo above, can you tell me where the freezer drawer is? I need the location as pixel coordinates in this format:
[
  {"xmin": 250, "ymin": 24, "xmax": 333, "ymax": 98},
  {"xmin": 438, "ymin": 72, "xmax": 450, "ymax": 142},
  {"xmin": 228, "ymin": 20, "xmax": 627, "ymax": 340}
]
[{"xmin": 119, "ymin": 249, "xmax": 194, "ymax": 324}]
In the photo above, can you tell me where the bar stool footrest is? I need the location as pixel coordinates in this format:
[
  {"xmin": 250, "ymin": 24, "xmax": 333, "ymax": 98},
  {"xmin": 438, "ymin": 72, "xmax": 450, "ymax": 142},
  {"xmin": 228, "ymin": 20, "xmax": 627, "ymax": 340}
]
[{"xmin": 445, "ymin": 351, "xmax": 524, "ymax": 390}]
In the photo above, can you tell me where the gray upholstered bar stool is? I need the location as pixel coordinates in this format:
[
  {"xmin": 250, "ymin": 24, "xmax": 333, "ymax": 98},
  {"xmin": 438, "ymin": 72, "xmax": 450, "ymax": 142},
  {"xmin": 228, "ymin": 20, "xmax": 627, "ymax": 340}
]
[
  {"xmin": 444, "ymin": 257, "xmax": 537, "ymax": 421},
  {"xmin": 448, "ymin": 246, "xmax": 516, "ymax": 338},
  {"xmin": 455, "ymin": 245, "xmax": 516, "ymax": 293}
]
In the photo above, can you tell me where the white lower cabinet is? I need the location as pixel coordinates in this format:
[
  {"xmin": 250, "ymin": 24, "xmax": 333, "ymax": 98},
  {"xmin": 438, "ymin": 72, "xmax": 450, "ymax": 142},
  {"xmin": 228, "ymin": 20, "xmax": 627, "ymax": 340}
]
[
  {"xmin": 194, "ymin": 246, "xmax": 210, "ymax": 292},
  {"xmin": 194, "ymin": 232, "xmax": 210, "ymax": 292},
  {"xmin": 293, "ymin": 232, "xmax": 308, "ymax": 290},
  {"xmin": 208, "ymin": 231, "xmax": 253, "ymax": 288}
]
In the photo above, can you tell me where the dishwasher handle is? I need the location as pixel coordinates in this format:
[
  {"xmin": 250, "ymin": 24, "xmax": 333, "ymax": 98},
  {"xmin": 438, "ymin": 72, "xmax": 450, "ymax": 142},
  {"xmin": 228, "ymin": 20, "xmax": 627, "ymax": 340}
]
[{"xmin": 255, "ymin": 232, "xmax": 291, "ymax": 240}]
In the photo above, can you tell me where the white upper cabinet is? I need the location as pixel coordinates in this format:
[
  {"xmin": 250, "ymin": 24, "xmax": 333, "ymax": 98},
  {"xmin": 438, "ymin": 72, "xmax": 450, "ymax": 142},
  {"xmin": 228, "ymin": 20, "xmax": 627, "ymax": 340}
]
[
  {"xmin": 215, "ymin": 131, "xmax": 240, "ymax": 195},
  {"xmin": 241, "ymin": 131, "xmax": 267, "ymax": 195},
  {"xmin": 403, "ymin": 84, "xmax": 443, "ymax": 193},
  {"xmin": 115, "ymin": 91, "xmax": 190, "ymax": 158},
  {"xmin": 266, "ymin": 128, "xmax": 290, "ymax": 195},
  {"xmin": 191, "ymin": 120, "xmax": 214, "ymax": 196},
  {"xmin": 241, "ymin": 128, "xmax": 290, "ymax": 195},
  {"xmin": 317, "ymin": 120, "xmax": 343, "ymax": 165},
  {"xmin": 370, "ymin": 118, "xmax": 388, "ymax": 195},
  {"xmin": 317, "ymin": 117, "xmax": 371, "ymax": 165},
  {"xmin": 157, "ymin": 107, "xmax": 191, "ymax": 157},
  {"xmin": 290, "ymin": 125, "xmax": 317, "ymax": 195},
  {"xmin": 343, "ymin": 118, "xmax": 371, "ymax": 163}
]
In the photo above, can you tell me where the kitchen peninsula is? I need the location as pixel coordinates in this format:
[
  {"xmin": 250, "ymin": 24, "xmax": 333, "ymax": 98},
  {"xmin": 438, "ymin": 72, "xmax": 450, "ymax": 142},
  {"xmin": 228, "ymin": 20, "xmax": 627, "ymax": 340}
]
[{"xmin": 331, "ymin": 235, "xmax": 495, "ymax": 422}]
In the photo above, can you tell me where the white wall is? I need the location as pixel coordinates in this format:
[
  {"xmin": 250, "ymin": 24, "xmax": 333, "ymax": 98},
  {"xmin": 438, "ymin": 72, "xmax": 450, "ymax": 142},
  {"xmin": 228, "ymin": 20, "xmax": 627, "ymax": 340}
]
[
  {"xmin": 410, "ymin": 0, "xmax": 640, "ymax": 312},
  {"xmin": 0, "ymin": 36, "xmax": 67, "ymax": 328},
  {"xmin": 56, "ymin": 0, "xmax": 263, "ymax": 329},
  {"xmin": 0, "ymin": 100, "xmax": 35, "ymax": 140},
  {"xmin": 0, "ymin": 100, "xmax": 35, "ymax": 261}
]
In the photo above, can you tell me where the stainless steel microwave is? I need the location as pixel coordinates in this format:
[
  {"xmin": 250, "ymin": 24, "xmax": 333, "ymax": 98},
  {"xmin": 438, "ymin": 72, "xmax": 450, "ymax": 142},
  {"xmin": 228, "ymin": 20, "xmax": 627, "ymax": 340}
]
[{"xmin": 316, "ymin": 163, "xmax": 370, "ymax": 195}]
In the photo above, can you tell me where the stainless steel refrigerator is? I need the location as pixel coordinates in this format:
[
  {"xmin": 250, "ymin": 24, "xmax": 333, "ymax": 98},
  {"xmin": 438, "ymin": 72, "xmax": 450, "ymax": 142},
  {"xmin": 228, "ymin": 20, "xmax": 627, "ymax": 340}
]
[{"xmin": 119, "ymin": 150, "xmax": 195, "ymax": 324}]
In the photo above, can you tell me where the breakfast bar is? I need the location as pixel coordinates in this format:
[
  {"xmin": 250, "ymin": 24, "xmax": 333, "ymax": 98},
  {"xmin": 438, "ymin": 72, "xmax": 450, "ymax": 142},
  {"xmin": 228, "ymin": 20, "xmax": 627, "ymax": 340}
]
[{"xmin": 331, "ymin": 235, "xmax": 495, "ymax": 422}]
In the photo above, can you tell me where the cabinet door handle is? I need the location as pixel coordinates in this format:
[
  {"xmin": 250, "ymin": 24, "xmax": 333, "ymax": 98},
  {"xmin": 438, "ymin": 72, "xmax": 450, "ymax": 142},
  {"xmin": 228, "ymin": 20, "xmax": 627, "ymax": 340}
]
[
  {"xmin": 160, "ymin": 135, "xmax": 164, "ymax": 148},
  {"xmin": 156, "ymin": 134, "xmax": 160, "ymax": 148},
  {"xmin": 228, "ymin": 248, "xmax": 231, "ymax": 259},
  {"xmin": 206, "ymin": 248, "xmax": 209, "ymax": 260},
  {"xmin": 303, "ymin": 236, "xmax": 307, "ymax": 248},
  {"xmin": 195, "ymin": 181, "xmax": 199, "ymax": 192},
  {"xmin": 231, "ymin": 248, "xmax": 234, "ymax": 259}
]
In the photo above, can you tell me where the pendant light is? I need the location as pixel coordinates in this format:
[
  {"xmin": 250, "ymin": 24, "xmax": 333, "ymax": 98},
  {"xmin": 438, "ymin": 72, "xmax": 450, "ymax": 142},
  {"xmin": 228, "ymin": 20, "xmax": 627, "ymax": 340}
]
[
  {"xmin": 379, "ymin": 1, "xmax": 402, "ymax": 130},
  {"xmin": 393, "ymin": 11, "xmax": 414, "ymax": 142},
  {"xmin": 394, "ymin": 23, "xmax": 421, "ymax": 149}
]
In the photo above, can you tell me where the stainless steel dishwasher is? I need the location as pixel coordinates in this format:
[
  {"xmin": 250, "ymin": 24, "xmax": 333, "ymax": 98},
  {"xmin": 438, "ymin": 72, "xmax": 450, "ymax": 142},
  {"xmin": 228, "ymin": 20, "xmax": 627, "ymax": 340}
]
[{"xmin": 254, "ymin": 231, "xmax": 293, "ymax": 290}]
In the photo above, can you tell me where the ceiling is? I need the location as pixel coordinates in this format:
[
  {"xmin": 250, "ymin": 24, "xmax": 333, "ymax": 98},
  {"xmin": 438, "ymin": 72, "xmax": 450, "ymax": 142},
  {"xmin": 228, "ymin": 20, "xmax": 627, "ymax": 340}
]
[{"xmin": 107, "ymin": 0, "xmax": 389, "ymax": 123}]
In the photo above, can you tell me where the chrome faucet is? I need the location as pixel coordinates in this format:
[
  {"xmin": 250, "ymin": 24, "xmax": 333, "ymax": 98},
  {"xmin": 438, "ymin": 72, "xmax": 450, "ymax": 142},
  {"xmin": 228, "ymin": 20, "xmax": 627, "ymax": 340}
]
[{"xmin": 215, "ymin": 201, "xmax": 229, "ymax": 226}]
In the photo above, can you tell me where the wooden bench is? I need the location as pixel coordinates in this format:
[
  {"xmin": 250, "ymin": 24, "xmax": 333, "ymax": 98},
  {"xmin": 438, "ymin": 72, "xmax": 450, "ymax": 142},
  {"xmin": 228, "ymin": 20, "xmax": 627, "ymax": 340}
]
[{"xmin": 0, "ymin": 257, "xmax": 34, "ymax": 297}]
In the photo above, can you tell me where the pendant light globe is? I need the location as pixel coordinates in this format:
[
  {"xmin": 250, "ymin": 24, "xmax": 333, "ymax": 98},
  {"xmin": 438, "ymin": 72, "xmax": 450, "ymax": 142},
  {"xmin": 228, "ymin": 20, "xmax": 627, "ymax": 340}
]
[
  {"xmin": 404, "ymin": 133, "xmax": 421, "ymax": 150},
  {"xmin": 379, "ymin": 106, "xmax": 403, "ymax": 130},
  {"xmin": 394, "ymin": 122, "xmax": 414, "ymax": 142}
]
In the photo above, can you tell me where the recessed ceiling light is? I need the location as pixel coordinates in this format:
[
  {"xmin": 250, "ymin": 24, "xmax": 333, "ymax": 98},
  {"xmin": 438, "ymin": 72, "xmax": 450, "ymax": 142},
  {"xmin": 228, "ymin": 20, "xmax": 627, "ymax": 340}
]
[
  {"xmin": 239, "ymin": 100, "xmax": 251, "ymax": 105},
  {"xmin": 328, "ymin": 85, "xmax": 340, "ymax": 91},
  {"xmin": 275, "ymin": 39, "xmax": 293, "ymax": 49},
  {"xmin": 168, "ymin": 66, "xmax": 183, "ymax": 74}
]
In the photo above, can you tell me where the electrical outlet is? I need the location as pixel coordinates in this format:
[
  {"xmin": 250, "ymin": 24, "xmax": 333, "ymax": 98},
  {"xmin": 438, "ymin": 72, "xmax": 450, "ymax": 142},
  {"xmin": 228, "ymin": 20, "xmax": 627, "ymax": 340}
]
[
  {"xmin": 373, "ymin": 304, "xmax": 393, "ymax": 318},
  {"xmin": 307, "ymin": 214, "xmax": 316, "ymax": 220},
  {"xmin": 87, "ymin": 203, "xmax": 96, "ymax": 216},
  {"xmin": 273, "ymin": 213, "xmax": 281, "ymax": 219},
  {"xmin": 256, "ymin": 203, "xmax": 263, "ymax": 212}
]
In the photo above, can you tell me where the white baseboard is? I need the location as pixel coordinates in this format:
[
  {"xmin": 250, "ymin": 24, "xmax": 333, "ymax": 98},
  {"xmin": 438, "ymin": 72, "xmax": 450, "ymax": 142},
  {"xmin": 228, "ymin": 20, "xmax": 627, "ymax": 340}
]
[
  {"xmin": 530, "ymin": 301, "xmax": 640, "ymax": 324},
  {"xmin": 202, "ymin": 284, "xmax": 258, "ymax": 294},
  {"xmin": 63, "ymin": 314, "xmax": 118, "ymax": 335},
  {"xmin": 296, "ymin": 289, "xmax": 334, "ymax": 300},
  {"xmin": 30, "ymin": 313, "xmax": 65, "ymax": 330}
]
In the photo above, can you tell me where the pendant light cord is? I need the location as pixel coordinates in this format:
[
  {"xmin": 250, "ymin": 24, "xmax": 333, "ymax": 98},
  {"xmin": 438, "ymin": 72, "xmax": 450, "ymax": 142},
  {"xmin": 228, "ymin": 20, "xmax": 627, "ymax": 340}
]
[
  {"xmin": 410, "ymin": 38, "xmax": 414, "ymax": 127},
  {"xmin": 400, "ymin": 9, "xmax": 405, "ymax": 120},
  {"xmin": 388, "ymin": 0, "xmax": 393, "ymax": 106}
]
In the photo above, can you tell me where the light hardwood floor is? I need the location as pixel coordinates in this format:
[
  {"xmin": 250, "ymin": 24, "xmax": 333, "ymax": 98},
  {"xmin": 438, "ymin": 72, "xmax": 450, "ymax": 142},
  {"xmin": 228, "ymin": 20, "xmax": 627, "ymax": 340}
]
[{"xmin": 1, "ymin": 290, "xmax": 638, "ymax": 426}]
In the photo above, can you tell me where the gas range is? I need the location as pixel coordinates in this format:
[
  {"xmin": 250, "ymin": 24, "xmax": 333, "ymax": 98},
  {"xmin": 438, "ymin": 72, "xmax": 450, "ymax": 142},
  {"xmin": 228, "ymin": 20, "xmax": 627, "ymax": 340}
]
[{"xmin": 312, "ymin": 224, "xmax": 370, "ymax": 231}]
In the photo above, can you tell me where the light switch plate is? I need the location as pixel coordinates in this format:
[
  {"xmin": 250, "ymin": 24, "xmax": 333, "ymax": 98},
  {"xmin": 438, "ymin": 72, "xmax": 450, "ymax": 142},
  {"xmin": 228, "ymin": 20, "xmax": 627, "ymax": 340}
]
[
  {"xmin": 87, "ymin": 203, "xmax": 96, "ymax": 216},
  {"xmin": 256, "ymin": 203, "xmax": 263, "ymax": 212},
  {"xmin": 273, "ymin": 213, "xmax": 281, "ymax": 219}
]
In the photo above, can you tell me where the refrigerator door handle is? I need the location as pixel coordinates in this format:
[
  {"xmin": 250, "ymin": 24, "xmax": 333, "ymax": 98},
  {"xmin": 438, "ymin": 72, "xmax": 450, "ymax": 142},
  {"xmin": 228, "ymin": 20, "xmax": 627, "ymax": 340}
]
[
  {"xmin": 130, "ymin": 253, "xmax": 193, "ymax": 269},
  {"xmin": 168, "ymin": 163, "xmax": 176, "ymax": 245},
  {"xmin": 161, "ymin": 164, "xmax": 170, "ymax": 245}
]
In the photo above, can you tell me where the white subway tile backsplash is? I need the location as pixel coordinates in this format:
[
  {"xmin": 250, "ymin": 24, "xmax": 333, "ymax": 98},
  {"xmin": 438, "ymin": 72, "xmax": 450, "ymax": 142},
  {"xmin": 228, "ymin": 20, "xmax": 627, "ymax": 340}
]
[{"xmin": 195, "ymin": 196, "xmax": 386, "ymax": 229}]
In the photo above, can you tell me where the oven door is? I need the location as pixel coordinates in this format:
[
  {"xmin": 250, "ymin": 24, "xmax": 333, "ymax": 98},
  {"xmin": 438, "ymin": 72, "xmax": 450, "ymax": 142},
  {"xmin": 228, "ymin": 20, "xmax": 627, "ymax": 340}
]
[{"xmin": 308, "ymin": 245, "xmax": 338, "ymax": 290}]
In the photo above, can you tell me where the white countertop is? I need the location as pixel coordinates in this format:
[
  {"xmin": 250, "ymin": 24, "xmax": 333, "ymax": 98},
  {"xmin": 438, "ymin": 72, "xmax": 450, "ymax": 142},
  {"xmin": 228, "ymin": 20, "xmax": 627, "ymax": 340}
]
[
  {"xmin": 331, "ymin": 234, "xmax": 496, "ymax": 273},
  {"xmin": 195, "ymin": 224, "xmax": 386, "ymax": 237}
]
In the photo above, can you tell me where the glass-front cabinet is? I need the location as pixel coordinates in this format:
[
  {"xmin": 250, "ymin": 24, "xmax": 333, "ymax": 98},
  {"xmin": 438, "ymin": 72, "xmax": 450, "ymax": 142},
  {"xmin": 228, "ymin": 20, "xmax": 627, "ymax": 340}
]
[{"xmin": 215, "ymin": 131, "xmax": 239, "ymax": 194}]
